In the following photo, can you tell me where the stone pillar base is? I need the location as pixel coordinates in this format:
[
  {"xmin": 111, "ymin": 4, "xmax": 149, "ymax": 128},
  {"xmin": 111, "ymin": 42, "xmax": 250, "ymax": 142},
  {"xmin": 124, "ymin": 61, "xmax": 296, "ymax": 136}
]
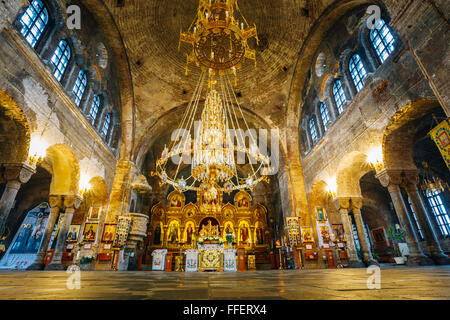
[
  {"xmin": 26, "ymin": 262, "xmax": 45, "ymax": 270},
  {"xmin": 406, "ymin": 255, "xmax": 434, "ymax": 266},
  {"xmin": 366, "ymin": 259, "xmax": 380, "ymax": 267},
  {"xmin": 348, "ymin": 260, "xmax": 366, "ymax": 268},
  {"xmin": 430, "ymin": 254, "xmax": 450, "ymax": 265},
  {"xmin": 45, "ymin": 263, "xmax": 65, "ymax": 270}
]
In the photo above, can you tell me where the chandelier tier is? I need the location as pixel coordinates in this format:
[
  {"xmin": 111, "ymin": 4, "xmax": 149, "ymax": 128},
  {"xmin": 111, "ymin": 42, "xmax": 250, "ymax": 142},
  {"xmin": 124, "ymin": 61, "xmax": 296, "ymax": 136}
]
[
  {"xmin": 153, "ymin": 0, "xmax": 270, "ymax": 197},
  {"xmin": 191, "ymin": 89, "xmax": 235, "ymax": 183}
]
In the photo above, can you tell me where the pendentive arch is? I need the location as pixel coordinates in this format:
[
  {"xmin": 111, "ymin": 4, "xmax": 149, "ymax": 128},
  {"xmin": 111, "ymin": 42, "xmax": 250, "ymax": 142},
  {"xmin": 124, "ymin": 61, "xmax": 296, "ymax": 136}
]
[
  {"xmin": 382, "ymin": 98, "xmax": 441, "ymax": 172},
  {"xmin": 0, "ymin": 88, "xmax": 31, "ymax": 164},
  {"xmin": 45, "ymin": 144, "xmax": 80, "ymax": 195},
  {"xmin": 336, "ymin": 151, "xmax": 373, "ymax": 199},
  {"xmin": 80, "ymin": 0, "xmax": 135, "ymax": 161}
]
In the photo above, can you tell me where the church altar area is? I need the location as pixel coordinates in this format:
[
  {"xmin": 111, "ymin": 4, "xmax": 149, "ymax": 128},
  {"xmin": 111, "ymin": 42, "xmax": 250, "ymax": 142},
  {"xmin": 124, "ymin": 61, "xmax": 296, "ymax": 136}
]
[{"xmin": 145, "ymin": 187, "xmax": 272, "ymax": 272}]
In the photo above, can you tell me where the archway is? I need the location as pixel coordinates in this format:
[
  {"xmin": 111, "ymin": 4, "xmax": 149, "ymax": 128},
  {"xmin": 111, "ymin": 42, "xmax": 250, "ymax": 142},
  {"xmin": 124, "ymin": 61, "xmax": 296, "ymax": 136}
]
[
  {"xmin": 383, "ymin": 99, "xmax": 450, "ymax": 258},
  {"xmin": 336, "ymin": 151, "xmax": 372, "ymax": 199}
]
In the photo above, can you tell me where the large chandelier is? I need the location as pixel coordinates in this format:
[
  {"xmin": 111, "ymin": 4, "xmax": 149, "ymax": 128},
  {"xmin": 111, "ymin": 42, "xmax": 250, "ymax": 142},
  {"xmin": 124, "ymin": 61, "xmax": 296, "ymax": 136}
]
[
  {"xmin": 179, "ymin": 0, "xmax": 258, "ymax": 83},
  {"xmin": 152, "ymin": 0, "xmax": 271, "ymax": 197}
]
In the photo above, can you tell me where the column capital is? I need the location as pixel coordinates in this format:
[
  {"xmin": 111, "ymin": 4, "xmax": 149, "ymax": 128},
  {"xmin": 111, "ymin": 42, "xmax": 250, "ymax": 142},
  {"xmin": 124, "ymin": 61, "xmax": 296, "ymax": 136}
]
[
  {"xmin": 375, "ymin": 169, "xmax": 403, "ymax": 188},
  {"xmin": 402, "ymin": 170, "xmax": 420, "ymax": 188},
  {"xmin": 350, "ymin": 197, "xmax": 363, "ymax": 210},
  {"xmin": 334, "ymin": 197, "xmax": 363, "ymax": 210},
  {"xmin": 333, "ymin": 197, "xmax": 350, "ymax": 210},
  {"xmin": 3, "ymin": 162, "xmax": 36, "ymax": 184},
  {"xmin": 48, "ymin": 195, "xmax": 64, "ymax": 208},
  {"xmin": 64, "ymin": 195, "xmax": 83, "ymax": 209}
]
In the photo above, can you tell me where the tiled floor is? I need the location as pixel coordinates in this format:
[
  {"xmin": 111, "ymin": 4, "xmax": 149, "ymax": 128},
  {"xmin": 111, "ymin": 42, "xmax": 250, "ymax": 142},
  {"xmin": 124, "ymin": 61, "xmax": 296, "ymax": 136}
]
[{"xmin": 0, "ymin": 266, "xmax": 449, "ymax": 300}]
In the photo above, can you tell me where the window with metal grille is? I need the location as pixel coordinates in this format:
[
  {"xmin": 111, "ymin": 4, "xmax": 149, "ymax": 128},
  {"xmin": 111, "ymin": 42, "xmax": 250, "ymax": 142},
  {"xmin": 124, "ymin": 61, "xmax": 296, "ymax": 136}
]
[
  {"xmin": 19, "ymin": 0, "xmax": 49, "ymax": 48},
  {"xmin": 102, "ymin": 113, "xmax": 110, "ymax": 137},
  {"xmin": 349, "ymin": 54, "xmax": 367, "ymax": 92},
  {"xmin": 90, "ymin": 95, "xmax": 100, "ymax": 125},
  {"xmin": 50, "ymin": 40, "xmax": 71, "ymax": 81},
  {"xmin": 370, "ymin": 19, "xmax": 395, "ymax": 64},
  {"xmin": 320, "ymin": 102, "xmax": 330, "ymax": 130},
  {"xmin": 425, "ymin": 190, "xmax": 450, "ymax": 237},
  {"xmin": 332, "ymin": 80, "xmax": 346, "ymax": 114},
  {"xmin": 309, "ymin": 117, "xmax": 318, "ymax": 143},
  {"xmin": 72, "ymin": 70, "xmax": 87, "ymax": 106}
]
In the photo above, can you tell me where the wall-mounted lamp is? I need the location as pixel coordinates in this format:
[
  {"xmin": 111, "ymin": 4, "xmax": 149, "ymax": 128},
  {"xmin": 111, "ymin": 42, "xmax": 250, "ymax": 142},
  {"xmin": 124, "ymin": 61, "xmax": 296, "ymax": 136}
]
[
  {"xmin": 367, "ymin": 146, "xmax": 383, "ymax": 171},
  {"xmin": 79, "ymin": 173, "xmax": 92, "ymax": 196},
  {"xmin": 326, "ymin": 176, "xmax": 337, "ymax": 198},
  {"xmin": 28, "ymin": 134, "xmax": 48, "ymax": 165}
]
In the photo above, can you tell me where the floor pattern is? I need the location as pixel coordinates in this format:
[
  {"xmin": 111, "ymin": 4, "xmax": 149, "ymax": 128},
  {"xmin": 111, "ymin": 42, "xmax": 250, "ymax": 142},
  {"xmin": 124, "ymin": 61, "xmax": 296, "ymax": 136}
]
[{"xmin": 0, "ymin": 266, "xmax": 449, "ymax": 300}]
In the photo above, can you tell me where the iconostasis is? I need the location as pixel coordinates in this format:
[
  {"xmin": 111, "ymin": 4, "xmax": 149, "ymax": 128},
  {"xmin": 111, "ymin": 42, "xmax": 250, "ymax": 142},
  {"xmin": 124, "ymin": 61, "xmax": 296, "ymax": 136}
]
[{"xmin": 148, "ymin": 188, "xmax": 271, "ymax": 253}]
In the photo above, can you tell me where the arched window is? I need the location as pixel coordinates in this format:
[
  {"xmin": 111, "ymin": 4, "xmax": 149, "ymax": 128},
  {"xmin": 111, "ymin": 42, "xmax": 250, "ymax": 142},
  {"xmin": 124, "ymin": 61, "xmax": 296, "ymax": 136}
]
[
  {"xmin": 349, "ymin": 54, "xmax": 367, "ymax": 92},
  {"xmin": 50, "ymin": 40, "xmax": 71, "ymax": 81},
  {"xmin": 425, "ymin": 190, "xmax": 450, "ymax": 236},
  {"xmin": 72, "ymin": 70, "xmax": 87, "ymax": 106},
  {"xmin": 370, "ymin": 19, "xmax": 395, "ymax": 64},
  {"xmin": 89, "ymin": 95, "xmax": 100, "ymax": 125},
  {"xmin": 309, "ymin": 117, "xmax": 318, "ymax": 144},
  {"xmin": 101, "ymin": 113, "xmax": 110, "ymax": 137},
  {"xmin": 332, "ymin": 80, "xmax": 346, "ymax": 114},
  {"xmin": 320, "ymin": 102, "xmax": 330, "ymax": 130},
  {"xmin": 19, "ymin": 0, "xmax": 49, "ymax": 48}
]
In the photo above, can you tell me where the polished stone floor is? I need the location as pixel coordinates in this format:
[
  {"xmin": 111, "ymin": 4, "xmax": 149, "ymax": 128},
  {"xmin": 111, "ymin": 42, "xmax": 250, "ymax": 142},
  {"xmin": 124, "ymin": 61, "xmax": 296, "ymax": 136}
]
[{"xmin": 0, "ymin": 266, "xmax": 448, "ymax": 300}]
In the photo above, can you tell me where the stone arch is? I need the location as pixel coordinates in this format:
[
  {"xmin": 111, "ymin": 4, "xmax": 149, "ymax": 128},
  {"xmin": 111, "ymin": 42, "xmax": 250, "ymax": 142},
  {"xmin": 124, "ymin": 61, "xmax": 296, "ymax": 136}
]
[
  {"xmin": 45, "ymin": 144, "xmax": 80, "ymax": 195},
  {"xmin": 336, "ymin": 151, "xmax": 373, "ymax": 198},
  {"xmin": 382, "ymin": 98, "xmax": 441, "ymax": 171},
  {"xmin": 0, "ymin": 89, "xmax": 31, "ymax": 164}
]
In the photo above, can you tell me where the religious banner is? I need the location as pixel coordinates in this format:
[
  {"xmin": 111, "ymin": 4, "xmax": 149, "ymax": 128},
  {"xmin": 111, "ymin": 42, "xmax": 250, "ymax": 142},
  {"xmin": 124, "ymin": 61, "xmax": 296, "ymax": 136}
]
[
  {"xmin": 113, "ymin": 216, "xmax": 132, "ymax": 248},
  {"xmin": 429, "ymin": 119, "xmax": 450, "ymax": 168},
  {"xmin": 151, "ymin": 249, "xmax": 167, "ymax": 271},
  {"xmin": 185, "ymin": 249, "xmax": 198, "ymax": 272},
  {"xmin": 223, "ymin": 249, "xmax": 237, "ymax": 272},
  {"xmin": 286, "ymin": 217, "xmax": 301, "ymax": 246}
]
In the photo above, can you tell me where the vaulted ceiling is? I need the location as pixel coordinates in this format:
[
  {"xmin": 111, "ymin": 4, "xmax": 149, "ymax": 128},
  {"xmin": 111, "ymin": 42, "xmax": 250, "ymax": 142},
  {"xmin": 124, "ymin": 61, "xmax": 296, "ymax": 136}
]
[{"xmin": 99, "ymin": 0, "xmax": 334, "ymax": 140}]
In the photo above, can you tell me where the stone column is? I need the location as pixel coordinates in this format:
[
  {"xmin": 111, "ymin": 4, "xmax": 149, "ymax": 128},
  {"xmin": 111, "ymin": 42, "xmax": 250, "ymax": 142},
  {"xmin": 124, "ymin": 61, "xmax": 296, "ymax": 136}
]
[
  {"xmin": 404, "ymin": 180, "xmax": 450, "ymax": 265},
  {"xmin": 0, "ymin": 163, "xmax": 35, "ymax": 235},
  {"xmin": 339, "ymin": 208, "xmax": 358, "ymax": 262},
  {"xmin": 47, "ymin": 196, "xmax": 82, "ymax": 270},
  {"xmin": 352, "ymin": 206, "xmax": 373, "ymax": 263},
  {"xmin": 27, "ymin": 195, "xmax": 63, "ymax": 270},
  {"xmin": 335, "ymin": 198, "xmax": 364, "ymax": 267},
  {"xmin": 376, "ymin": 170, "xmax": 433, "ymax": 266}
]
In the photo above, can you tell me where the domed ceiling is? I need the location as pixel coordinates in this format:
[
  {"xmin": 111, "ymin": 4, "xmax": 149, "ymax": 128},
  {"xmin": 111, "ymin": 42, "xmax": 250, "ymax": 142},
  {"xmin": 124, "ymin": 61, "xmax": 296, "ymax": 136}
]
[{"xmin": 97, "ymin": 0, "xmax": 333, "ymax": 141}]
